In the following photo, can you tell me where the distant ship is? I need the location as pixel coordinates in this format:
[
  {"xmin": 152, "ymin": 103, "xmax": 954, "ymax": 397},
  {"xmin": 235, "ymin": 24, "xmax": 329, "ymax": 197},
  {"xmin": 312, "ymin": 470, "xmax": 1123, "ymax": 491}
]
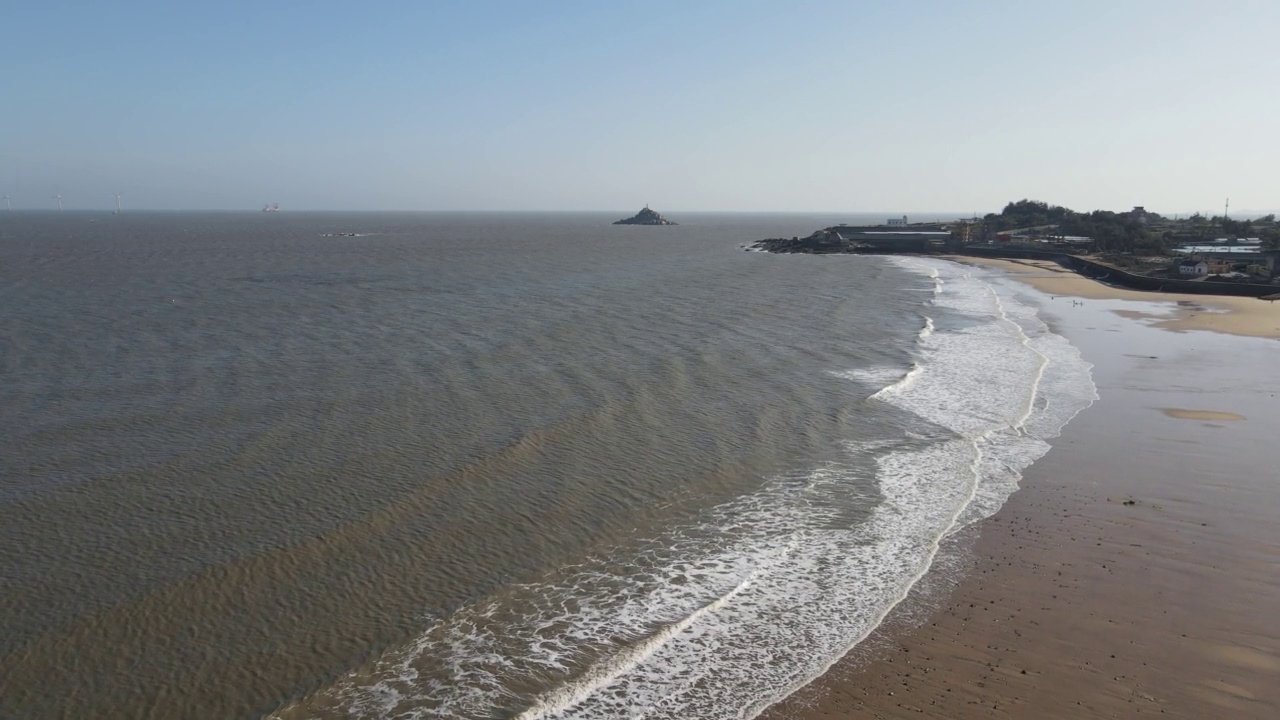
[{"xmin": 262, "ymin": 203, "xmax": 280, "ymax": 213}]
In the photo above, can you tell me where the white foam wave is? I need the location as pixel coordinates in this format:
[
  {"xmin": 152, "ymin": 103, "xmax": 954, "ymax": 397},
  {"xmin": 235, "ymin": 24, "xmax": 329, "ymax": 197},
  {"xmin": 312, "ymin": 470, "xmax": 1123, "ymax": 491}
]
[
  {"xmin": 830, "ymin": 362, "xmax": 924, "ymax": 397},
  {"xmin": 918, "ymin": 315, "xmax": 934, "ymax": 339},
  {"xmin": 516, "ymin": 567, "xmax": 763, "ymax": 720},
  {"xmin": 827, "ymin": 366, "xmax": 901, "ymax": 385},
  {"xmin": 874, "ymin": 256, "xmax": 1097, "ymax": 534},
  {"xmin": 272, "ymin": 257, "xmax": 1097, "ymax": 720},
  {"xmin": 868, "ymin": 363, "xmax": 923, "ymax": 399}
]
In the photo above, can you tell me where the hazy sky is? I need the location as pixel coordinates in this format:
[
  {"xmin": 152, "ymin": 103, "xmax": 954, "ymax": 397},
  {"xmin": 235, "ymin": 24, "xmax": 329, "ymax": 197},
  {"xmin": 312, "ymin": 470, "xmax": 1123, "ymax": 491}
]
[{"xmin": 4, "ymin": 1, "xmax": 1277, "ymax": 213}]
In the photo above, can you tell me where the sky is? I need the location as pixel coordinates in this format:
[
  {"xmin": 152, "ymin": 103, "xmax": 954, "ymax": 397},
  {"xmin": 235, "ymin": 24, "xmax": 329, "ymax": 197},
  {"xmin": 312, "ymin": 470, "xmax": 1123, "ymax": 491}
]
[{"xmin": 3, "ymin": 0, "xmax": 1278, "ymax": 214}]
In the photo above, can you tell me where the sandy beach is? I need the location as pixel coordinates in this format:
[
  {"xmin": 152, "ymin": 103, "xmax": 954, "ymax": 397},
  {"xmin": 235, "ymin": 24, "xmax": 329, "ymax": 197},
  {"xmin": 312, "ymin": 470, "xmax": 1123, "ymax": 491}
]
[
  {"xmin": 949, "ymin": 256, "xmax": 1280, "ymax": 339},
  {"xmin": 762, "ymin": 262, "xmax": 1280, "ymax": 719}
]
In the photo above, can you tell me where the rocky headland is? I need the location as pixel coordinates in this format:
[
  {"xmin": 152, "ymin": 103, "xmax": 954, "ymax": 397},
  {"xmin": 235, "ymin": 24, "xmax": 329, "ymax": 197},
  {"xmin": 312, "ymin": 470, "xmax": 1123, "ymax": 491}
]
[
  {"xmin": 614, "ymin": 206, "xmax": 677, "ymax": 225},
  {"xmin": 748, "ymin": 230, "xmax": 856, "ymax": 253}
]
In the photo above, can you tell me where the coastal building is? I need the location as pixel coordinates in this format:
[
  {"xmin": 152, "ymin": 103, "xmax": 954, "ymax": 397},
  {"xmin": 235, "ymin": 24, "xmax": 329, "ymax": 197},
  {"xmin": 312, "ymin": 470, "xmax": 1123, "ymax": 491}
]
[
  {"xmin": 1178, "ymin": 260, "xmax": 1209, "ymax": 276},
  {"xmin": 1052, "ymin": 235, "xmax": 1095, "ymax": 249},
  {"xmin": 832, "ymin": 230, "xmax": 950, "ymax": 252},
  {"xmin": 1170, "ymin": 246, "xmax": 1278, "ymax": 279},
  {"xmin": 835, "ymin": 222, "xmax": 948, "ymax": 233},
  {"xmin": 886, "ymin": 216, "xmax": 908, "ymax": 226},
  {"xmin": 1172, "ymin": 245, "xmax": 1263, "ymax": 258}
]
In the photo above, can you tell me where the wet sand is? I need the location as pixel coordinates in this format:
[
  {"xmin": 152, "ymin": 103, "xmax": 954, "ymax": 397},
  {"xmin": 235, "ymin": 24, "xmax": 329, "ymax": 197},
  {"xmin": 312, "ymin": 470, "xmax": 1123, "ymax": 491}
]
[
  {"xmin": 763, "ymin": 267, "xmax": 1280, "ymax": 719},
  {"xmin": 1158, "ymin": 408, "xmax": 1246, "ymax": 422}
]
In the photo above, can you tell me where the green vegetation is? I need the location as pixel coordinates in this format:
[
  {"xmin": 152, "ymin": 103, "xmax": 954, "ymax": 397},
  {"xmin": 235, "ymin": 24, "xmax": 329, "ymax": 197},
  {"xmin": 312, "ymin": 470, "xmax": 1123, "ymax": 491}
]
[
  {"xmin": 981, "ymin": 200, "xmax": 1075, "ymax": 230},
  {"xmin": 1250, "ymin": 214, "xmax": 1280, "ymax": 249},
  {"xmin": 982, "ymin": 199, "xmax": 1157, "ymax": 252},
  {"xmin": 980, "ymin": 200, "xmax": 1279, "ymax": 253}
]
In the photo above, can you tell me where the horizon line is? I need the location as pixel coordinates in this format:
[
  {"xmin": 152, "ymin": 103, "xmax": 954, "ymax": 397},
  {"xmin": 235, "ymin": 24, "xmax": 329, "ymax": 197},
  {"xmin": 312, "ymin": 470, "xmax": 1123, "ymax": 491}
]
[{"xmin": 4, "ymin": 207, "xmax": 1279, "ymax": 218}]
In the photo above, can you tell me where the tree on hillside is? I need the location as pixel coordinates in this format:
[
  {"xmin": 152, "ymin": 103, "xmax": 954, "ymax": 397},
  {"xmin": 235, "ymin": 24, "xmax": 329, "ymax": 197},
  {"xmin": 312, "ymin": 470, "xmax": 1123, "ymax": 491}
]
[
  {"xmin": 1059, "ymin": 210, "xmax": 1156, "ymax": 253},
  {"xmin": 980, "ymin": 199, "xmax": 1164, "ymax": 252},
  {"xmin": 1213, "ymin": 217, "xmax": 1255, "ymax": 237},
  {"xmin": 989, "ymin": 199, "xmax": 1073, "ymax": 229},
  {"xmin": 1260, "ymin": 227, "xmax": 1280, "ymax": 249}
]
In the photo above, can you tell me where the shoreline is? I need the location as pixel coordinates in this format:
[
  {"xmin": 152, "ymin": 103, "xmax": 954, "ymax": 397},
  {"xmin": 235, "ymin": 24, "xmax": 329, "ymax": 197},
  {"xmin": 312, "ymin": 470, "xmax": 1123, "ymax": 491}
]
[{"xmin": 761, "ymin": 259, "xmax": 1280, "ymax": 719}]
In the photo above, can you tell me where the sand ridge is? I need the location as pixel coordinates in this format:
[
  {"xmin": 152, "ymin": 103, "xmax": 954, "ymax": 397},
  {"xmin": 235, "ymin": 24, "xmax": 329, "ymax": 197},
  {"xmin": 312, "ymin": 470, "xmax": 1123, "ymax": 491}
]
[{"xmin": 1159, "ymin": 408, "xmax": 1246, "ymax": 422}]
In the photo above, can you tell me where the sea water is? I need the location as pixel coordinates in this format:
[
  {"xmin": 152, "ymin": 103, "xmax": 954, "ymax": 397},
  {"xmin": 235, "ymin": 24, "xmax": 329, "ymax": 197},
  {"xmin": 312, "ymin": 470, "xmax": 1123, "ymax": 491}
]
[{"xmin": 0, "ymin": 214, "xmax": 1095, "ymax": 719}]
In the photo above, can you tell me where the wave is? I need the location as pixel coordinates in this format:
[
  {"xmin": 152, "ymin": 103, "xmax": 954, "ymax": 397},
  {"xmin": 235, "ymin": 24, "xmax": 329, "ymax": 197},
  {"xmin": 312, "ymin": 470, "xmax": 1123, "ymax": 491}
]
[
  {"xmin": 271, "ymin": 257, "xmax": 1097, "ymax": 720},
  {"xmin": 515, "ymin": 566, "xmax": 766, "ymax": 720},
  {"xmin": 868, "ymin": 362, "xmax": 923, "ymax": 399},
  {"xmin": 878, "ymin": 257, "xmax": 1097, "ymax": 532},
  {"xmin": 837, "ymin": 315, "xmax": 930, "ymax": 396}
]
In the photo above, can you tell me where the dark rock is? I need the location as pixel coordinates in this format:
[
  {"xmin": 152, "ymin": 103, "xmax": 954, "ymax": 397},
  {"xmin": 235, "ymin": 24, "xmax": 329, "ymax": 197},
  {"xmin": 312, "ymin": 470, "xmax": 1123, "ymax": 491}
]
[
  {"xmin": 746, "ymin": 230, "xmax": 859, "ymax": 254},
  {"xmin": 614, "ymin": 206, "xmax": 677, "ymax": 225}
]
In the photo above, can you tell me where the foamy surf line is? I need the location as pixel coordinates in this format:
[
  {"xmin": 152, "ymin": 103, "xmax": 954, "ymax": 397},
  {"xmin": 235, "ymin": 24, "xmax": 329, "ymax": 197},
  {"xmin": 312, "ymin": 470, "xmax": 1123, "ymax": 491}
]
[
  {"xmin": 515, "ymin": 568, "xmax": 765, "ymax": 720},
  {"xmin": 876, "ymin": 257, "xmax": 1097, "ymax": 532},
  {"xmin": 271, "ymin": 258, "xmax": 1097, "ymax": 720}
]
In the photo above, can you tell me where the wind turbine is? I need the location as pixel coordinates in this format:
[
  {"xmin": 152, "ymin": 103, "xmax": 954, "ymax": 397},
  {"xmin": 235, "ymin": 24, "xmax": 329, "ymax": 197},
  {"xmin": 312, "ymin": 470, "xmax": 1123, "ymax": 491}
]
[
  {"xmin": 114, "ymin": 193, "xmax": 122, "ymax": 214},
  {"xmin": 54, "ymin": 194, "xmax": 63, "ymax": 211},
  {"xmin": 3, "ymin": 195, "xmax": 10, "ymax": 211}
]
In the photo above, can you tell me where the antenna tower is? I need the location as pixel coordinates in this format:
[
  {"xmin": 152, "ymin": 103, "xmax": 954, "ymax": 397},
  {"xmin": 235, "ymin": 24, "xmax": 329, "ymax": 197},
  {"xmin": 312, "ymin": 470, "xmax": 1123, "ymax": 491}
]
[{"xmin": 1224, "ymin": 198, "xmax": 1229, "ymax": 220}]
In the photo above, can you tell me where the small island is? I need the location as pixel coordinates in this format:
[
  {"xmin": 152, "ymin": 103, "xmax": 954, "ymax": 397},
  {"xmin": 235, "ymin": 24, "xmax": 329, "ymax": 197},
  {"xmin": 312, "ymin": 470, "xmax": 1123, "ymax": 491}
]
[{"xmin": 614, "ymin": 206, "xmax": 677, "ymax": 226}]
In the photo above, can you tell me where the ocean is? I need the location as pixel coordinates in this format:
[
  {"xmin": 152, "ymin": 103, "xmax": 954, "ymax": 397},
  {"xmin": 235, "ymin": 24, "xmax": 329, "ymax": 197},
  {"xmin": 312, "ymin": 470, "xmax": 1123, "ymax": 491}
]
[{"xmin": 0, "ymin": 212, "xmax": 1096, "ymax": 719}]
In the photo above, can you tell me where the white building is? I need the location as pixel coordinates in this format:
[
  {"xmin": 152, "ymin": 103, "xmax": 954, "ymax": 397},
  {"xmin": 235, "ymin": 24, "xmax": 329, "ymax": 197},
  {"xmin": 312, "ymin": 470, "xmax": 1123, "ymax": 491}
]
[
  {"xmin": 886, "ymin": 215, "xmax": 908, "ymax": 226},
  {"xmin": 1178, "ymin": 260, "xmax": 1209, "ymax": 276}
]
